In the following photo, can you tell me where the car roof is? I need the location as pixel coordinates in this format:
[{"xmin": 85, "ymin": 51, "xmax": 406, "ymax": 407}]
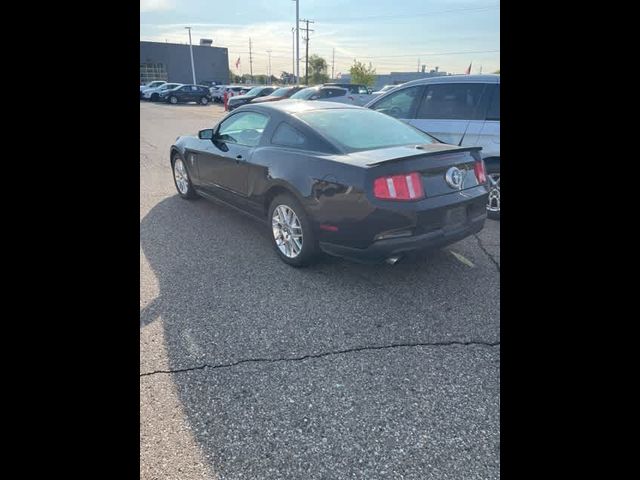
[
  {"xmin": 400, "ymin": 74, "xmax": 500, "ymax": 87},
  {"xmin": 238, "ymin": 99, "xmax": 361, "ymax": 115}
]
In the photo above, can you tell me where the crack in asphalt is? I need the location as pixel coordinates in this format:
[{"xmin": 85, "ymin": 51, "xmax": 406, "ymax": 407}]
[
  {"xmin": 140, "ymin": 340, "xmax": 500, "ymax": 377},
  {"xmin": 474, "ymin": 234, "xmax": 500, "ymax": 272}
]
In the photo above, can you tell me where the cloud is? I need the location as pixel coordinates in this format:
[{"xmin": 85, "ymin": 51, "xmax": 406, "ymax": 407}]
[{"xmin": 140, "ymin": 0, "xmax": 174, "ymax": 13}]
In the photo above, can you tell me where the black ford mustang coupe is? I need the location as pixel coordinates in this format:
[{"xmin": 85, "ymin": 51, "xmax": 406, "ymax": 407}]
[{"xmin": 170, "ymin": 101, "xmax": 489, "ymax": 266}]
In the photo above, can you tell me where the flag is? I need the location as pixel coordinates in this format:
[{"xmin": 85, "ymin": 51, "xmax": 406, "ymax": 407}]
[
  {"xmin": 465, "ymin": 62, "xmax": 472, "ymax": 75},
  {"xmin": 235, "ymin": 57, "xmax": 241, "ymax": 69}
]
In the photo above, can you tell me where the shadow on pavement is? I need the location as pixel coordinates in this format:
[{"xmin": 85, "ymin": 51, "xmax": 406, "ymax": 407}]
[{"xmin": 140, "ymin": 195, "xmax": 500, "ymax": 479}]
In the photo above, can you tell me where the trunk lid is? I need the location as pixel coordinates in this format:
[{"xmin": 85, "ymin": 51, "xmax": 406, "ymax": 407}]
[{"xmin": 349, "ymin": 144, "xmax": 484, "ymax": 198}]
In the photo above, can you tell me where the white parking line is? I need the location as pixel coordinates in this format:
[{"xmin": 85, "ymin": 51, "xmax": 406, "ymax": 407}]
[{"xmin": 450, "ymin": 251, "xmax": 475, "ymax": 268}]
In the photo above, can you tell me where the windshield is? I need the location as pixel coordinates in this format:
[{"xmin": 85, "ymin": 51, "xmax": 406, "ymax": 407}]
[
  {"xmin": 290, "ymin": 87, "xmax": 319, "ymax": 100},
  {"xmin": 297, "ymin": 108, "xmax": 437, "ymax": 152},
  {"xmin": 245, "ymin": 87, "xmax": 264, "ymax": 96},
  {"xmin": 270, "ymin": 87, "xmax": 292, "ymax": 96}
]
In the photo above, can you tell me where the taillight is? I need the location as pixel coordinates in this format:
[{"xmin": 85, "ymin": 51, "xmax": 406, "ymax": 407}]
[
  {"xmin": 474, "ymin": 160, "xmax": 487, "ymax": 184},
  {"xmin": 373, "ymin": 172, "xmax": 424, "ymax": 201}
]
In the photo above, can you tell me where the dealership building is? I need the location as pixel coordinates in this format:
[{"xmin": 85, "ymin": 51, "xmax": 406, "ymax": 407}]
[{"xmin": 140, "ymin": 41, "xmax": 229, "ymax": 85}]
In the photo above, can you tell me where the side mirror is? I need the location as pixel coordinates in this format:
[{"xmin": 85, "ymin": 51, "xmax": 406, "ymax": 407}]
[{"xmin": 198, "ymin": 129, "xmax": 214, "ymax": 140}]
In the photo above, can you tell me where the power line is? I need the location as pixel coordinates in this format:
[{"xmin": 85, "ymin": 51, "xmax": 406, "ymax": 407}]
[{"xmin": 299, "ymin": 18, "xmax": 314, "ymax": 84}]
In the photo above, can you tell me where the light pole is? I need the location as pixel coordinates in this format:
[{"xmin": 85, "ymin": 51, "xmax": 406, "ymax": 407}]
[
  {"xmin": 267, "ymin": 50, "xmax": 272, "ymax": 85},
  {"xmin": 291, "ymin": 28, "xmax": 295, "ymax": 84},
  {"xmin": 185, "ymin": 26, "xmax": 196, "ymax": 85},
  {"xmin": 293, "ymin": 0, "xmax": 299, "ymax": 84}
]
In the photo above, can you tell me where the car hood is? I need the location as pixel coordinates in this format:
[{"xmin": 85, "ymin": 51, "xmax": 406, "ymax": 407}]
[
  {"xmin": 250, "ymin": 95, "xmax": 285, "ymax": 103},
  {"xmin": 229, "ymin": 94, "xmax": 257, "ymax": 102}
]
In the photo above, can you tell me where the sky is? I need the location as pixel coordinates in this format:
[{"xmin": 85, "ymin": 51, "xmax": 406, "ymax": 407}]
[{"xmin": 140, "ymin": 0, "xmax": 499, "ymax": 77}]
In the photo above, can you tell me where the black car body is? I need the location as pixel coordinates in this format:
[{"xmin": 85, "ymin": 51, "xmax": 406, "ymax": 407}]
[
  {"xmin": 250, "ymin": 86, "xmax": 307, "ymax": 104},
  {"xmin": 227, "ymin": 86, "xmax": 276, "ymax": 111},
  {"xmin": 159, "ymin": 84, "xmax": 212, "ymax": 105},
  {"xmin": 170, "ymin": 101, "xmax": 488, "ymax": 265}
]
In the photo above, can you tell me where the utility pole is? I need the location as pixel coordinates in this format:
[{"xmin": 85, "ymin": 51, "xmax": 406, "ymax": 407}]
[
  {"xmin": 293, "ymin": 0, "xmax": 299, "ymax": 84},
  {"xmin": 299, "ymin": 18, "xmax": 314, "ymax": 84},
  {"xmin": 185, "ymin": 27, "xmax": 196, "ymax": 84},
  {"xmin": 332, "ymin": 47, "xmax": 335, "ymax": 80},
  {"xmin": 417, "ymin": 58, "xmax": 420, "ymax": 72},
  {"xmin": 291, "ymin": 28, "xmax": 295, "ymax": 84},
  {"xmin": 267, "ymin": 50, "xmax": 272, "ymax": 84}
]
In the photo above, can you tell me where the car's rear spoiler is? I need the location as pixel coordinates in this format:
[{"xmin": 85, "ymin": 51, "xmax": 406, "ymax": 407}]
[{"xmin": 366, "ymin": 145, "xmax": 483, "ymax": 166}]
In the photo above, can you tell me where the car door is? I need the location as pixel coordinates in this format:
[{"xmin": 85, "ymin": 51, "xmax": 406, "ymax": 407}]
[
  {"xmin": 195, "ymin": 111, "xmax": 270, "ymax": 206},
  {"xmin": 409, "ymin": 83, "xmax": 491, "ymax": 146},
  {"xmin": 175, "ymin": 85, "xmax": 191, "ymax": 102},
  {"xmin": 367, "ymin": 84, "xmax": 425, "ymax": 122}
]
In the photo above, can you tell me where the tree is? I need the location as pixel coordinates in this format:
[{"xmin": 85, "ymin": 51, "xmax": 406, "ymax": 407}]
[
  {"xmin": 493, "ymin": 69, "xmax": 500, "ymax": 74},
  {"xmin": 308, "ymin": 54, "xmax": 329, "ymax": 85},
  {"xmin": 349, "ymin": 60, "xmax": 376, "ymax": 87}
]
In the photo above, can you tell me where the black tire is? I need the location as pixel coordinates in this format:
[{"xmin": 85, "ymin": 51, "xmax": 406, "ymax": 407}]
[
  {"xmin": 169, "ymin": 95, "xmax": 178, "ymax": 105},
  {"xmin": 171, "ymin": 154, "xmax": 199, "ymax": 200},
  {"xmin": 268, "ymin": 193, "xmax": 319, "ymax": 267},
  {"xmin": 200, "ymin": 96, "xmax": 209, "ymax": 105},
  {"xmin": 151, "ymin": 93, "xmax": 159, "ymax": 101},
  {"xmin": 486, "ymin": 163, "xmax": 500, "ymax": 220}
]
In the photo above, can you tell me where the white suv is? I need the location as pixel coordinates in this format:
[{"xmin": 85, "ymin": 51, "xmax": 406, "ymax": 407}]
[{"xmin": 366, "ymin": 75, "xmax": 500, "ymax": 219}]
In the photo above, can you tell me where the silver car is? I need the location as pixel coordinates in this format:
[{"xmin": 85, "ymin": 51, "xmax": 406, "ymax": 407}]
[{"xmin": 365, "ymin": 74, "xmax": 500, "ymax": 219}]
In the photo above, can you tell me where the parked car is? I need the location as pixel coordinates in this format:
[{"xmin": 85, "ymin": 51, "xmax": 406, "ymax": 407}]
[
  {"xmin": 249, "ymin": 85, "xmax": 307, "ymax": 104},
  {"xmin": 169, "ymin": 101, "xmax": 489, "ymax": 266},
  {"xmin": 325, "ymin": 83, "xmax": 373, "ymax": 95},
  {"xmin": 210, "ymin": 85, "xmax": 227, "ymax": 102},
  {"xmin": 142, "ymin": 82, "xmax": 183, "ymax": 101},
  {"xmin": 227, "ymin": 86, "xmax": 277, "ymax": 111},
  {"xmin": 372, "ymin": 84, "xmax": 402, "ymax": 96},
  {"xmin": 219, "ymin": 85, "xmax": 248, "ymax": 100},
  {"xmin": 365, "ymin": 74, "xmax": 500, "ymax": 219},
  {"xmin": 140, "ymin": 80, "xmax": 166, "ymax": 98},
  {"xmin": 159, "ymin": 84, "xmax": 212, "ymax": 105},
  {"xmin": 290, "ymin": 86, "xmax": 372, "ymax": 106}
]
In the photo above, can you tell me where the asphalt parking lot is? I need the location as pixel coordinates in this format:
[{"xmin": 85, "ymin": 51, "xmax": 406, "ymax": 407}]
[{"xmin": 140, "ymin": 101, "xmax": 500, "ymax": 480}]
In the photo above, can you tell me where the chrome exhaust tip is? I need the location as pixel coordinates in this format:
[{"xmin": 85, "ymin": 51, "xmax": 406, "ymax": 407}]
[{"xmin": 385, "ymin": 256, "xmax": 402, "ymax": 265}]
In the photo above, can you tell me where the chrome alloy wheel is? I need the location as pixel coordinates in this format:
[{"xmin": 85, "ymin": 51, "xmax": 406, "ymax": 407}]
[
  {"xmin": 272, "ymin": 205, "xmax": 303, "ymax": 258},
  {"xmin": 173, "ymin": 158, "xmax": 189, "ymax": 195},
  {"xmin": 487, "ymin": 173, "xmax": 500, "ymax": 213}
]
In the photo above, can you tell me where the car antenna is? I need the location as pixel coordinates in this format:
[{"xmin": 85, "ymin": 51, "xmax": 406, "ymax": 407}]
[{"xmin": 457, "ymin": 84, "xmax": 488, "ymax": 147}]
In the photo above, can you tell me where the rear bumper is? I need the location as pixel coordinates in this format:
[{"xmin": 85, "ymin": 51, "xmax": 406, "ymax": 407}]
[{"xmin": 319, "ymin": 212, "xmax": 485, "ymax": 263}]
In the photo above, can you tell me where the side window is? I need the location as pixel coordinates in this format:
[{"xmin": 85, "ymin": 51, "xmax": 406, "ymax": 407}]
[
  {"xmin": 217, "ymin": 112, "xmax": 270, "ymax": 147},
  {"xmin": 369, "ymin": 85, "xmax": 423, "ymax": 119},
  {"xmin": 486, "ymin": 85, "xmax": 500, "ymax": 121},
  {"xmin": 271, "ymin": 122, "xmax": 307, "ymax": 147},
  {"xmin": 191, "ymin": 86, "xmax": 198, "ymax": 91},
  {"xmin": 358, "ymin": 86, "xmax": 368, "ymax": 94},
  {"xmin": 179, "ymin": 86, "xmax": 190, "ymax": 92},
  {"xmin": 320, "ymin": 88, "xmax": 344, "ymax": 98},
  {"xmin": 416, "ymin": 83, "xmax": 488, "ymax": 120}
]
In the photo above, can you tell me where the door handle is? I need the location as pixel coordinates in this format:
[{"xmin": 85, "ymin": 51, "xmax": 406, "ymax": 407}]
[{"xmin": 235, "ymin": 155, "xmax": 243, "ymax": 162}]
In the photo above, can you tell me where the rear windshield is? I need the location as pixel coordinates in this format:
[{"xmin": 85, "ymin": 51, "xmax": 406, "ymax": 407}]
[
  {"xmin": 297, "ymin": 109, "xmax": 436, "ymax": 152},
  {"xmin": 290, "ymin": 87, "xmax": 318, "ymax": 100},
  {"xmin": 270, "ymin": 87, "xmax": 292, "ymax": 96}
]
